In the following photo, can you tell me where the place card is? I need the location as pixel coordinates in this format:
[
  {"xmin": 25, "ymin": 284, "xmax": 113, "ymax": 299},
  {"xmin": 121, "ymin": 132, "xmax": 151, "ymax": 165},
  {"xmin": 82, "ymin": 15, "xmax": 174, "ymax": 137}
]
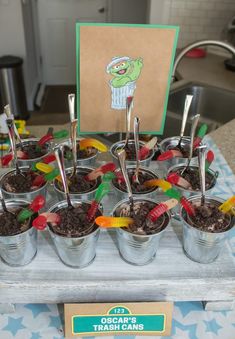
[
  {"xmin": 64, "ymin": 302, "xmax": 173, "ymax": 337},
  {"xmin": 76, "ymin": 23, "xmax": 179, "ymax": 134}
]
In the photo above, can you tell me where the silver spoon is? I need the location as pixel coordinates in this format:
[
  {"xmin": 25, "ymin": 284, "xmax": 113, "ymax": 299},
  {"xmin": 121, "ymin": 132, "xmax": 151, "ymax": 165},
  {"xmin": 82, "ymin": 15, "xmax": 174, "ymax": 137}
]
[
  {"xmin": 68, "ymin": 94, "xmax": 78, "ymax": 178},
  {"xmin": 4, "ymin": 105, "xmax": 23, "ymax": 149},
  {"xmin": 0, "ymin": 189, "xmax": 14, "ymax": 216},
  {"xmin": 177, "ymin": 94, "xmax": 193, "ymax": 149},
  {"xmin": 133, "ymin": 116, "xmax": 140, "ymax": 184},
  {"xmin": 122, "ymin": 96, "xmax": 133, "ymax": 150},
  {"xmin": 6, "ymin": 118, "xmax": 24, "ymax": 177},
  {"xmin": 54, "ymin": 146, "xmax": 74, "ymax": 209},
  {"xmin": 181, "ymin": 113, "xmax": 200, "ymax": 175},
  {"xmin": 198, "ymin": 145, "xmax": 207, "ymax": 205},
  {"xmin": 117, "ymin": 149, "xmax": 134, "ymax": 214}
]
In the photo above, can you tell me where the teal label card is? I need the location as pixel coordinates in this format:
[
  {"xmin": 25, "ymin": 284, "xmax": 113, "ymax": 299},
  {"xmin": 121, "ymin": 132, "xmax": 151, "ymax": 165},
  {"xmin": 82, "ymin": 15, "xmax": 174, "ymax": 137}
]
[{"xmin": 72, "ymin": 306, "xmax": 165, "ymax": 335}]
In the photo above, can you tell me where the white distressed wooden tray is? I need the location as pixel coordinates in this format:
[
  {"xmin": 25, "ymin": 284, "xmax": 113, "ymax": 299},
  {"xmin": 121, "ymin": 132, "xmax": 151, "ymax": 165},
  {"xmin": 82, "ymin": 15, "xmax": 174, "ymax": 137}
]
[{"xmin": 0, "ymin": 161, "xmax": 235, "ymax": 310}]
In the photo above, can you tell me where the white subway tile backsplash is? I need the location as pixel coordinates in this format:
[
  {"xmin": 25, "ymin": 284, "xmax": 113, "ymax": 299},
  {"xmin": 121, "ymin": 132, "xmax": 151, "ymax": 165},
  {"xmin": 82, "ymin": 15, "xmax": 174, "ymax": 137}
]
[
  {"xmin": 201, "ymin": 2, "xmax": 216, "ymax": 10},
  {"xmin": 167, "ymin": 0, "xmax": 235, "ymax": 46},
  {"xmin": 186, "ymin": 1, "xmax": 200, "ymax": 10}
]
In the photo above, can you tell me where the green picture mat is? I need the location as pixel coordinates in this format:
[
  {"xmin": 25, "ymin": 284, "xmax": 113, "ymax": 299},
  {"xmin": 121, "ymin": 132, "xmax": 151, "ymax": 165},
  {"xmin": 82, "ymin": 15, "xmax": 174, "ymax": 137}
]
[{"xmin": 76, "ymin": 22, "xmax": 179, "ymax": 135}]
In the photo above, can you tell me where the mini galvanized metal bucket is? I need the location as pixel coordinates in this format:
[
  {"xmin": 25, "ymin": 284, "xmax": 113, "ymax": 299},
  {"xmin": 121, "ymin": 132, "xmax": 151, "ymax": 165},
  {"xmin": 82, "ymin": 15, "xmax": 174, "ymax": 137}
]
[
  {"xmin": 159, "ymin": 136, "xmax": 200, "ymax": 173},
  {"xmin": 167, "ymin": 164, "xmax": 218, "ymax": 219},
  {"xmin": 48, "ymin": 200, "xmax": 101, "ymax": 268},
  {"xmin": 16, "ymin": 138, "xmax": 51, "ymax": 167},
  {"xmin": 0, "ymin": 199, "xmax": 37, "ymax": 266},
  {"xmin": 0, "ymin": 166, "xmax": 48, "ymax": 201},
  {"xmin": 112, "ymin": 198, "xmax": 171, "ymax": 265},
  {"xmin": 180, "ymin": 195, "xmax": 234, "ymax": 264},
  {"xmin": 111, "ymin": 166, "xmax": 161, "ymax": 201},
  {"xmin": 56, "ymin": 139, "xmax": 98, "ymax": 167},
  {"xmin": 53, "ymin": 166, "xmax": 100, "ymax": 201},
  {"xmin": 110, "ymin": 140, "xmax": 154, "ymax": 167}
]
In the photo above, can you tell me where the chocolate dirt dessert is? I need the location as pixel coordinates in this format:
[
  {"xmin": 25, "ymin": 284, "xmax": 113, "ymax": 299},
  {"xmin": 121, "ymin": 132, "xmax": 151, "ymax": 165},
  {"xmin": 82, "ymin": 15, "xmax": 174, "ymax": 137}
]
[
  {"xmin": 64, "ymin": 143, "xmax": 97, "ymax": 160},
  {"xmin": 113, "ymin": 169, "xmax": 157, "ymax": 194},
  {"xmin": 170, "ymin": 166, "xmax": 215, "ymax": 191},
  {"xmin": 17, "ymin": 143, "xmax": 48, "ymax": 159},
  {"xmin": 116, "ymin": 201, "xmax": 169, "ymax": 235},
  {"xmin": 114, "ymin": 144, "xmax": 139, "ymax": 161},
  {"xmin": 2, "ymin": 170, "xmax": 42, "ymax": 193},
  {"xmin": 49, "ymin": 203, "xmax": 101, "ymax": 237},
  {"xmin": 0, "ymin": 208, "xmax": 31, "ymax": 236},
  {"xmin": 55, "ymin": 170, "xmax": 100, "ymax": 194},
  {"xmin": 186, "ymin": 201, "xmax": 231, "ymax": 233}
]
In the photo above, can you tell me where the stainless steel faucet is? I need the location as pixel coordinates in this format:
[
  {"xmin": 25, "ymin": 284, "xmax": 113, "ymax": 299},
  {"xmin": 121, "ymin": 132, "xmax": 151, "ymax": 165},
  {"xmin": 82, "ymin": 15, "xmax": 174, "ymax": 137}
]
[{"xmin": 172, "ymin": 39, "xmax": 235, "ymax": 81}]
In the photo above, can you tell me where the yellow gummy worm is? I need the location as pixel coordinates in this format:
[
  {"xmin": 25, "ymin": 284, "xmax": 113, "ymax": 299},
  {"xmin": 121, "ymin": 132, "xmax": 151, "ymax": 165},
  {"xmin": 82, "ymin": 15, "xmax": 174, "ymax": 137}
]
[
  {"xmin": 79, "ymin": 138, "xmax": 108, "ymax": 152},
  {"xmin": 95, "ymin": 216, "xmax": 134, "ymax": 228},
  {"xmin": 144, "ymin": 179, "xmax": 172, "ymax": 192},
  {"xmin": 219, "ymin": 196, "xmax": 235, "ymax": 214}
]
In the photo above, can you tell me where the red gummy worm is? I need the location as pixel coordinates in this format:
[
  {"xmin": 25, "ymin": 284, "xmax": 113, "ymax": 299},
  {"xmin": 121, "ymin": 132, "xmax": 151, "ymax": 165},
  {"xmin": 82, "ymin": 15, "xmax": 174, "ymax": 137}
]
[
  {"xmin": 1, "ymin": 153, "xmax": 13, "ymax": 166},
  {"xmin": 38, "ymin": 134, "xmax": 53, "ymax": 146},
  {"xmin": 32, "ymin": 175, "xmax": 46, "ymax": 188},
  {"xmin": 167, "ymin": 173, "xmax": 180, "ymax": 185},
  {"xmin": 32, "ymin": 216, "xmax": 47, "ymax": 230},
  {"xmin": 86, "ymin": 201, "xmax": 99, "ymax": 223},
  {"xmin": 147, "ymin": 203, "xmax": 167, "ymax": 222},
  {"xmin": 193, "ymin": 137, "xmax": 201, "ymax": 149},
  {"xmin": 157, "ymin": 150, "xmax": 174, "ymax": 161},
  {"xmin": 180, "ymin": 197, "xmax": 195, "ymax": 216},
  {"xmin": 138, "ymin": 147, "xmax": 149, "ymax": 160},
  {"xmin": 30, "ymin": 195, "xmax": 46, "ymax": 212},
  {"xmin": 206, "ymin": 150, "xmax": 214, "ymax": 163},
  {"xmin": 100, "ymin": 162, "xmax": 116, "ymax": 173},
  {"xmin": 43, "ymin": 153, "xmax": 56, "ymax": 164}
]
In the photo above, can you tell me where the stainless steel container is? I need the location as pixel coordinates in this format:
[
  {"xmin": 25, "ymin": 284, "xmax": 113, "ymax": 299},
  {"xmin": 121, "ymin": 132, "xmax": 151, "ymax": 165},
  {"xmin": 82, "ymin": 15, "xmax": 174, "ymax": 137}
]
[
  {"xmin": 112, "ymin": 198, "xmax": 170, "ymax": 265},
  {"xmin": 0, "ymin": 166, "xmax": 48, "ymax": 201},
  {"xmin": 180, "ymin": 195, "xmax": 234, "ymax": 264},
  {"xmin": 48, "ymin": 200, "xmax": 101, "ymax": 268},
  {"xmin": 110, "ymin": 140, "xmax": 154, "ymax": 166},
  {"xmin": 56, "ymin": 139, "xmax": 98, "ymax": 167},
  {"xmin": 53, "ymin": 166, "xmax": 100, "ymax": 201},
  {"xmin": 0, "ymin": 199, "xmax": 37, "ymax": 266},
  {"xmin": 16, "ymin": 138, "xmax": 51, "ymax": 167},
  {"xmin": 159, "ymin": 136, "xmax": 200, "ymax": 172},
  {"xmin": 111, "ymin": 166, "xmax": 161, "ymax": 201}
]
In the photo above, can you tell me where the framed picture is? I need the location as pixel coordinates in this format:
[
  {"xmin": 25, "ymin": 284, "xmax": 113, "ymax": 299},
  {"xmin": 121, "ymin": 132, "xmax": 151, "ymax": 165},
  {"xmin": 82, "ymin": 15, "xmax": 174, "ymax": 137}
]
[{"xmin": 76, "ymin": 23, "xmax": 179, "ymax": 134}]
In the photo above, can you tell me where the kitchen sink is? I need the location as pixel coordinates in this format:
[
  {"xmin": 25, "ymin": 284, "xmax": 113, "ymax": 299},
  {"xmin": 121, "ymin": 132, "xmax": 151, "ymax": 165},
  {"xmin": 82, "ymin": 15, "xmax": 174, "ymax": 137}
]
[{"xmin": 166, "ymin": 81, "xmax": 235, "ymax": 136}]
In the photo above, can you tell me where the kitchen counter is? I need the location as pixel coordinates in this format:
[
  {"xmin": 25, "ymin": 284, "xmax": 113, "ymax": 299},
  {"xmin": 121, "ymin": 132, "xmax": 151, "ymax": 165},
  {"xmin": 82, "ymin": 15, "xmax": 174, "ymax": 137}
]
[{"xmin": 209, "ymin": 118, "xmax": 235, "ymax": 173}]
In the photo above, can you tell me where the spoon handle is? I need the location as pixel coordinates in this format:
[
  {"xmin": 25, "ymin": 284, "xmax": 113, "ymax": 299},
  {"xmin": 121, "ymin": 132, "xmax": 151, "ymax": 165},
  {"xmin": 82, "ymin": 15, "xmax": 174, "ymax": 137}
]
[
  {"xmin": 54, "ymin": 146, "xmax": 73, "ymax": 207},
  {"xmin": 68, "ymin": 93, "xmax": 76, "ymax": 122},
  {"xmin": 134, "ymin": 117, "xmax": 140, "ymax": 181},
  {"xmin": 180, "ymin": 94, "xmax": 193, "ymax": 138},
  {"xmin": 124, "ymin": 97, "xmax": 133, "ymax": 147},
  {"xmin": 198, "ymin": 145, "xmax": 207, "ymax": 205},
  {"xmin": 68, "ymin": 94, "xmax": 77, "ymax": 176},
  {"xmin": 117, "ymin": 149, "xmax": 133, "ymax": 206},
  {"xmin": 6, "ymin": 116, "xmax": 20, "ymax": 173},
  {"xmin": 189, "ymin": 114, "xmax": 200, "ymax": 161},
  {"xmin": 71, "ymin": 119, "xmax": 78, "ymax": 176},
  {"xmin": 0, "ymin": 189, "xmax": 8, "ymax": 213}
]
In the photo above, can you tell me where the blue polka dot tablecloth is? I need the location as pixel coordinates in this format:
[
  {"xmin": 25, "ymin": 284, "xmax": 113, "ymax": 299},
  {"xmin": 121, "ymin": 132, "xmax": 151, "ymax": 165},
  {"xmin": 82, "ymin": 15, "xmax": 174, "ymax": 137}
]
[{"xmin": 0, "ymin": 136, "xmax": 235, "ymax": 339}]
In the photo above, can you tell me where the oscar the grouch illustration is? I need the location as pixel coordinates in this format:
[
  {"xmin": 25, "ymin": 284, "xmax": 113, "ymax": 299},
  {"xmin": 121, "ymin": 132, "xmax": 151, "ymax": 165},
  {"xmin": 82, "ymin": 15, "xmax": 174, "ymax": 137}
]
[{"xmin": 106, "ymin": 56, "xmax": 143, "ymax": 109}]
